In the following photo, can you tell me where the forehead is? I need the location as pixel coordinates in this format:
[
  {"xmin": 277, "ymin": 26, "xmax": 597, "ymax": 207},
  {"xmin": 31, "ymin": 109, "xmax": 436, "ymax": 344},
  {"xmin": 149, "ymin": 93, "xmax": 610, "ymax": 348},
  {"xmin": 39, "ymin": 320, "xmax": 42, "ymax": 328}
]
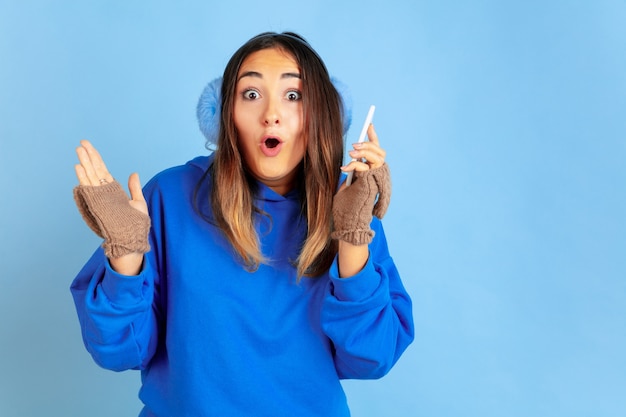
[{"xmin": 238, "ymin": 48, "xmax": 299, "ymax": 76}]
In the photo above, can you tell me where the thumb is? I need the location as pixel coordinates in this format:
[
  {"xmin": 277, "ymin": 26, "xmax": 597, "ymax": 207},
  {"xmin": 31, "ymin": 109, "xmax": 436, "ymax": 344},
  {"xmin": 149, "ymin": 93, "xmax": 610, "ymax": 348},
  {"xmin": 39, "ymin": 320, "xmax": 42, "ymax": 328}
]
[
  {"xmin": 127, "ymin": 172, "xmax": 149, "ymax": 216},
  {"xmin": 372, "ymin": 164, "xmax": 391, "ymax": 219},
  {"xmin": 128, "ymin": 173, "xmax": 146, "ymax": 203}
]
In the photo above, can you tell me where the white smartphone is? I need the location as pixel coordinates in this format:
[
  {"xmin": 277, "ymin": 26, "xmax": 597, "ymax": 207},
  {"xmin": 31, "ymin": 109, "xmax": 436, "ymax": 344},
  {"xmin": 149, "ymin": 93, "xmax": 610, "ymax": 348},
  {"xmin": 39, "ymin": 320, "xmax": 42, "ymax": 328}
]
[{"xmin": 345, "ymin": 105, "xmax": 376, "ymax": 186}]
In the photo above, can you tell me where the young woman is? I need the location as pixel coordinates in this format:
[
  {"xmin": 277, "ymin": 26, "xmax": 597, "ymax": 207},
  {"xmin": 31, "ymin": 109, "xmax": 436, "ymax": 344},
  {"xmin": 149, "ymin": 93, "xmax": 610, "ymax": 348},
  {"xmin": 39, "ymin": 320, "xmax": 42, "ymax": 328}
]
[{"xmin": 71, "ymin": 31, "xmax": 414, "ymax": 417}]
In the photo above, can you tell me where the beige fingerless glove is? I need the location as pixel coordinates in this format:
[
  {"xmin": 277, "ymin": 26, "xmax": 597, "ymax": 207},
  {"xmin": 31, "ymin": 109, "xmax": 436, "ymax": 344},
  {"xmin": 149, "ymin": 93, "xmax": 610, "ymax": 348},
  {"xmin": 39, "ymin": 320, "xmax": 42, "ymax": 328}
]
[
  {"xmin": 331, "ymin": 163, "xmax": 391, "ymax": 245},
  {"xmin": 73, "ymin": 181, "xmax": 151, "ymax": 258}
]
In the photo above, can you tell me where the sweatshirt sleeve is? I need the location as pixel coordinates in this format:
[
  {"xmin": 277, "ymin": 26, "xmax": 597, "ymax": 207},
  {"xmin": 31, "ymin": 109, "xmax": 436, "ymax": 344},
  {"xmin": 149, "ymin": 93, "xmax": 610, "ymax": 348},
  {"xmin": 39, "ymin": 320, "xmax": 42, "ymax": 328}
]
[
  {"xmin": 321, "ymin": 219, "xmax": 414, "ymax": 379},
  {"xmin": 69, "ymin": 175, "xmax": 168, "ymax": 372},
  {"xmin": 69, "ymin": 249, "xmax": 160, "ymax": 371}
]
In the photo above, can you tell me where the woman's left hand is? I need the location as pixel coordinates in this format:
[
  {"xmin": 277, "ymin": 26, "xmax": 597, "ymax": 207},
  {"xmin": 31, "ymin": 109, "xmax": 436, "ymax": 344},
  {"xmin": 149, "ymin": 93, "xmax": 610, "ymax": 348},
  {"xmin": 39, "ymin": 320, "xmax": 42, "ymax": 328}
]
[
  {"xmin": 341, "ymin": 124, "xmax": 386, "ymax": 175},
  {"xmin": 332, "ymin": 123, "xmax": 391, "ymax": 277},
  {"xmin": 331, "ymin": 124, "xmax": 391, "ymax": 247}
]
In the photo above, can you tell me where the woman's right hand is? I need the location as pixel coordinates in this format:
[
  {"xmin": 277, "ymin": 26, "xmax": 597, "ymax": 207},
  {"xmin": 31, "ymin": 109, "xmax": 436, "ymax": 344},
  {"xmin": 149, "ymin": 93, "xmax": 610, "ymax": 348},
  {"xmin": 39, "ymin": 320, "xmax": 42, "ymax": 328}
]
[
  {"xmin": 75, "ymin": 140, "xmax": 148, "ymax": 217},
  {"xmin": 74, "ymin": 140, "xmax": 150, "ymax": 276}
]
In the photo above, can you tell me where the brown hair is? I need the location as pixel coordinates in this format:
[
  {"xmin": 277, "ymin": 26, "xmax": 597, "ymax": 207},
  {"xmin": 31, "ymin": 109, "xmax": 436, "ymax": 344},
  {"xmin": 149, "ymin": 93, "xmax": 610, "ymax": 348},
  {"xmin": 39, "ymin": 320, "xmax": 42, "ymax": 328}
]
[{"xmin": 201, "ymin": 32, "xmax": 344, "ymax": 278}]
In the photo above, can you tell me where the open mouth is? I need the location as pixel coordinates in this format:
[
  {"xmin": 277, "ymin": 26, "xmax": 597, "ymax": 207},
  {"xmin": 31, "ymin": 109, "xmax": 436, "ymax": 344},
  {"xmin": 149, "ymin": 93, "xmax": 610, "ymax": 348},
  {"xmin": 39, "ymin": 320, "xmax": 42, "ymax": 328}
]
[
  {"xmin": 265, "ymin": 137, "xmax": 280, "ymax": 148},
  {"xmin": 260, "ymin": 136, "xmax": 283, "ymax": 157}
]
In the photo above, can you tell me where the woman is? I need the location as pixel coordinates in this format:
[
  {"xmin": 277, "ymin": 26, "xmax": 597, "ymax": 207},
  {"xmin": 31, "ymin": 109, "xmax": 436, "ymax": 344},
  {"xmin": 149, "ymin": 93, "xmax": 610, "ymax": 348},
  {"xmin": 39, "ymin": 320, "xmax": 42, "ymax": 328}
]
[{"xmin": 71, "ymin": 31, "xmax": 414, "ymax": 417}]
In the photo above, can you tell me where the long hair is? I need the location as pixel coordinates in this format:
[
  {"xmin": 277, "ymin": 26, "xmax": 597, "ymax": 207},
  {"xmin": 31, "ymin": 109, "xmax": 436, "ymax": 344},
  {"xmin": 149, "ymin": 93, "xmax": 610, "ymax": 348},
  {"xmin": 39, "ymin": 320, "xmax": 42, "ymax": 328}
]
[{"xmin": 201, "ymin": 32, "xmax": 344, "ymax": 278}]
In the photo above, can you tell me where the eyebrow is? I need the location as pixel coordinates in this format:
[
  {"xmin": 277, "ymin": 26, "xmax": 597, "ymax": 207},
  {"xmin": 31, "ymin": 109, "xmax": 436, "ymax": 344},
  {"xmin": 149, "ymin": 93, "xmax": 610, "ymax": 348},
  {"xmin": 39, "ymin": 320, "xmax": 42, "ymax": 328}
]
[{"xmin": 237, "ymin": 71, "xmax": 301, "ymax": 82}]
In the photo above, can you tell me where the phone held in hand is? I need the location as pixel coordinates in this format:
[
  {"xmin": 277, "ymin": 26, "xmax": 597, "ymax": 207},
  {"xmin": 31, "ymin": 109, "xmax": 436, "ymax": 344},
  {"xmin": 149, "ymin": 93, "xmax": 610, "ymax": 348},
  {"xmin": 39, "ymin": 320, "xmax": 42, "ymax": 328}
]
[{"xmin": 345, "ymin": 105, "xmax": 375, "ymax": 187}]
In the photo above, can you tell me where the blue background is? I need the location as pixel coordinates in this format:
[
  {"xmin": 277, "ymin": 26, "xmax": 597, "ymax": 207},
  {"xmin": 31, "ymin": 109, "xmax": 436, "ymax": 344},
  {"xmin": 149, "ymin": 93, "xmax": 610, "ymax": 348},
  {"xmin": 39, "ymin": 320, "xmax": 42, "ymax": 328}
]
[{"xmin": 1, "ymin": 1, "xmax": 625, "ymax": 416}]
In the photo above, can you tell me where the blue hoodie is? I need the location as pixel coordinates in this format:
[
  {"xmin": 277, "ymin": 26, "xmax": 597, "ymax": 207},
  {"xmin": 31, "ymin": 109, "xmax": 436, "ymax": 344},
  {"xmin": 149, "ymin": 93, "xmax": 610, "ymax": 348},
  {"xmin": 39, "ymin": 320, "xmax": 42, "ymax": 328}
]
[{"xmin": 70, "ymin": 155, "xmax": 414, "ymax": 417}]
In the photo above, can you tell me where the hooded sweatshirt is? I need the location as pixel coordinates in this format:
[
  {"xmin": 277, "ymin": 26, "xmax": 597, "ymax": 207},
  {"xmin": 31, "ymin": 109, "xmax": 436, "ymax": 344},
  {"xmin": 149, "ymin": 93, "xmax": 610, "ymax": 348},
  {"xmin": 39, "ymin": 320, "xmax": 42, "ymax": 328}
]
[{"xmin": 70, "ymin": 154, "xmax": 414, "ymax": 417}]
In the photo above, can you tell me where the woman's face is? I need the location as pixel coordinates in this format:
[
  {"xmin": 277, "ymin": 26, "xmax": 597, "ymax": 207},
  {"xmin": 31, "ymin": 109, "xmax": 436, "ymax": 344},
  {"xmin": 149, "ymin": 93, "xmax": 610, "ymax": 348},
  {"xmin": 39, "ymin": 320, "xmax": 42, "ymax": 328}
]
[{"xmin": 233, "ymin": 47, "xmax": 306, "ymax": 195}]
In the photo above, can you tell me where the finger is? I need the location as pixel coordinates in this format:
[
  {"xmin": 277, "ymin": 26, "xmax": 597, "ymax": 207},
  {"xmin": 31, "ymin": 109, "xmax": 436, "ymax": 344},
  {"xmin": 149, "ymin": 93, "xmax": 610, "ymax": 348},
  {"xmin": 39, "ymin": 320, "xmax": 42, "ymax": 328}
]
[
  {"xmin": 128, "ymin": 173, "xmax": 145, "ymax": 203},
  {"xmin": 351, "ymin": 124, "xmax": 386, "ymax": 166},
  {"xmin": 365, "ymin": 124, "xmax": 386, "ymax": 166},
  {"xmin": 367, "ymin": 123, "xmax": 380, "ymax": 146},
  {"xmin": 373, "ymin": 169, "xmax": 391, "ymax": 218},
  {"xmin": 127, "ymin": 173, "xmax": 149, "ymax": 216},
  {"xmin": 75, "ymin": 146, "xmax": 100, "ymax": 186},
  {"xmin": 341, "ymin": 160, "xmax": 371, "ymax": 173},
  {"xmin": 348, "ymin": 146, "xmax": 386, "ymax": 168},
  {"xmin": 74, "ymin": 164, "xmax": 90, "ymax": 186},
  {"xmin": 81, "ymin": 140, "xmax": 114, "ymax": 182},
  {"xmin": 78, "ymin": 140, "xmax": 114, "ymax": 185},
  {"xmin": 76, "ymin": 141, "xmax": 100, "ymax": 186}
]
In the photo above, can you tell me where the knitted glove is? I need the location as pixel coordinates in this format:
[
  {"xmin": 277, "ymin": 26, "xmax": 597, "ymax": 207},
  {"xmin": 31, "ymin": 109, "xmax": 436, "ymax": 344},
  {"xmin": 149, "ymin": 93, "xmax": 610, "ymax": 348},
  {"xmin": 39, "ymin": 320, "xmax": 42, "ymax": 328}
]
[
  {"xmin": 73, "ymin": 180, "xmax": 151, "ymax": 258},
  {"xmin": 331, "ymin": 163, "xmax": 391, "ymax": 245}
]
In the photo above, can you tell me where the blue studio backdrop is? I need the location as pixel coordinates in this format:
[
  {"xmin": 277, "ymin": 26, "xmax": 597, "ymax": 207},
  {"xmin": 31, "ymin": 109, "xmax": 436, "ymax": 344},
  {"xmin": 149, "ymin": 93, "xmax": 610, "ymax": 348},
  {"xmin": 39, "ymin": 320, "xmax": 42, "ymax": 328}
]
[{"xmin": 1, "ymin": 1, "xmax": 624, "ymax": 416}]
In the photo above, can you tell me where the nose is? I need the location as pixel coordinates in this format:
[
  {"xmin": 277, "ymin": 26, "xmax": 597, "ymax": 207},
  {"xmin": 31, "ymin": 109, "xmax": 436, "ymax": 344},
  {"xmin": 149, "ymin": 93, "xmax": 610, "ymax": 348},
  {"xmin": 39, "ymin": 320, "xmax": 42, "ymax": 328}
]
[
  {"xmin": 264, "ymin": 116, "xmax": 279, "ymax": 126},
  {"xmin": 263, "ymin": 98, "xmax": 280, "ymax": 126}
]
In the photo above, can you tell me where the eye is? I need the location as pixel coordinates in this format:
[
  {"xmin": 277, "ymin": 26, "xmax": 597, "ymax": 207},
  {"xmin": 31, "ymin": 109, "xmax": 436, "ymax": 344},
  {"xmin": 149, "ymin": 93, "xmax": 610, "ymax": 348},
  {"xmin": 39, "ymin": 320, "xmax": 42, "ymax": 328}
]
[
  {"xmin": 285, "ymin": 90, "xmax": 302, "ymax": 101},
  {"xmin": 242, "ymin": 89, "xmax": 260, "ymax": 100}
]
